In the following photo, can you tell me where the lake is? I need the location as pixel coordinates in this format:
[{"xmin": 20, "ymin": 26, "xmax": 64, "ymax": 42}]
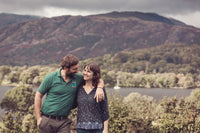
[
  {"xmin": 0, "ymin": 86, "xmax": 13, "ymax": 101},
  {"xmin": 0, "ymin": 86, "xmax": 194, "ymax": 102},
  {"xmin": 107, "ymin": 88, "xmax": 194, "ymax": 101}
]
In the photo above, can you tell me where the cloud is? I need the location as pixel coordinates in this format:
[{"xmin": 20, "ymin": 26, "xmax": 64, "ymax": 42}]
[
  {"xmin": 1, "ymin": 0, "xmax": 200, "ymax": 15},
  {"xmin": 167, "ymin": 11, "xmax": 200, "ymax": 28},
  {"xmin": 0, "ymin": 0, "xmax": 200, "ymax": 28}
]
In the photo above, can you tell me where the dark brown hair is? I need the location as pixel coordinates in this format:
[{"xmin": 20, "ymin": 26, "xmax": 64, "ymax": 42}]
[
  {"xmin": 60, "ymin": 54, "xmax": 79, "ymax": 69},
  {"xmin": 83, "ymin": 62, "xmax": 101, "ymax": 88}
]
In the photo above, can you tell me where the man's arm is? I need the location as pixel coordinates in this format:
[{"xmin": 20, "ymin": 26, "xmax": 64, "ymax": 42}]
[
  {"xmin": 94, "ymin": 79, "xmax": 105, "ymax": 102},
  {"xmin": 34, "ymin": 91, "xmax": 43, "ymax": 127}
]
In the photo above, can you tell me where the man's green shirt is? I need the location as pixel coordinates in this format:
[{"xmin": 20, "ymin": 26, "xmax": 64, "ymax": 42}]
[{"xmin": 38, "ymin": 69, "xmax": 82, "ymax": 116}]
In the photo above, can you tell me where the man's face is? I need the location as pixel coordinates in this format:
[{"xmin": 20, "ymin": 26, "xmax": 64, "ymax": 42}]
[{"xmin": 66, "ymin": 64, "xmax": 79, "ymax": 78}]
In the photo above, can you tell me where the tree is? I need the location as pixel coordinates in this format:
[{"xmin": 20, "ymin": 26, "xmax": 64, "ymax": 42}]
[
  {"xmin": 22, "ymin": 113, "xmax": 39, "ymax": 133},
  {"xmin": 149, "ymin": 55, "xmax": 162, "ymax": 64},
  {"xmin": 108, "ymin": 93, "xmax": 129, "ymax": 133},
  {"xmin": 0, "ymin": 84, "xmax": 35, "ymax": 112},
  {"xmin": 177, "ymin": 74, "xmax": 195, "ymax": 89},
  {"xmin": 19, "ymin": 67, "xmax": 39, "ymax": 84},
  {"xmin": 186, "ymin": 89, "xmax": 200, "ymax": 105},
  {"xmin": 0, "ymin": 65, "xmax": 11, "ymax": 77},
  {"xmin": 101, "ymin": 69, "xmax": 115, "ymax": 87},
  {"xmin": 0, "ymin": 112, "xmax": 23, "ymax": 133},
  {"xmin": 8, "ymin": 71, "xmax": 20, "ymax": 83},
  {"xmin": 123, "ymin": 92, "xmax": 156, "ymax": 132},
  {"xmin": 0, "ymin": 65, "xmax": 11, "ymax": 84}
]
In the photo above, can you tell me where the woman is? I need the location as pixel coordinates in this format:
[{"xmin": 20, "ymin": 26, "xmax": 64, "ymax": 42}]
[{"xmin": 76, "ymin": 62, "xmax": 109, "ymax": 133}]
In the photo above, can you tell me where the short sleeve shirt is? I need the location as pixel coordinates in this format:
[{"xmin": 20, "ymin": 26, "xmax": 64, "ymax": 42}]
[{"xmin": 38, "ymin": 69, "xmax": 83, "ymax": 116}]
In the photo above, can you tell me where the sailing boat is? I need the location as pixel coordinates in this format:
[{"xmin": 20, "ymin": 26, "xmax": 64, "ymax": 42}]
[{"xmin": 114, "ymin": 78, "xmax": 120, "ymax": 89}]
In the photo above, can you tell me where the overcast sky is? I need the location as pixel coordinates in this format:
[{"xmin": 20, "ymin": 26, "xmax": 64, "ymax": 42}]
[{"xmin": 0, "ymin": 0, "xmax": 200, "ymax": 28}]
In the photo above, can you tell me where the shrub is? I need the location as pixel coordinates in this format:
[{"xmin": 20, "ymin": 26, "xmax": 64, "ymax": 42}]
[
  {"xmin": 123, "ymin": 92, "xmax": 158, "ymax": 132},
  {"xmin": 153, "ymin": 97, "xmax": 200, "ymax": 132},
  {"xmin": 108, "ymin": 92, "xmax": 130, "ymax": 133},
  {"xmin": 0, "ymin": 83, "xmax": 35, "ymax": 112}
]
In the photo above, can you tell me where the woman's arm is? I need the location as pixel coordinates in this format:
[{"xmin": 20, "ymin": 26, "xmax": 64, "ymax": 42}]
[
  {"xmin": 103, "ymin": 120, "xmax": 109, "ymax": 133},
  {"xmin": 100, "ymin": 87, "xmax": 109, "ymax": 133}
]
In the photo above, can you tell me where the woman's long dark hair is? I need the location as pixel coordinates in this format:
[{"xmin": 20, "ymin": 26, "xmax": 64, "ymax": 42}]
[{"xmin": 83, "ymin": 62, "xmax": 101, "ymax": 88}]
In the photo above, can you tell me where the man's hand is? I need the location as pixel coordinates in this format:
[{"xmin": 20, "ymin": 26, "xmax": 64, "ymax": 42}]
[
  {"xmin": 34, "ymin": 91, "xmax": 43, "ymax": 128},
  {"xmin": 37, "ymin": 117, "xmax": 42, "ymax": 127},
  {"xmin": 94, "ymin": 87, "xmax": 105, "ymax": 102},
  {"xmin": 94, "ymin": 79, "xmax": 105, "ymax": 102}
]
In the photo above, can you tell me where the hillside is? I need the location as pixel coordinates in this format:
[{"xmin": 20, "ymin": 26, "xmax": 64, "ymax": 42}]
[
  {"xmin": 0, "ymin": 13, "xmax": 40, "ymax": 29},
  {"xmin": 81, "ymin": 43, "xmax": 200, "ymax": 74},
  {"xmin": 95, "ymin": 11, "xmax": 185, "ymax": 26},
  {"xmin": 0, "ymin": 11, "xmax": 200, "ymax": 66}
]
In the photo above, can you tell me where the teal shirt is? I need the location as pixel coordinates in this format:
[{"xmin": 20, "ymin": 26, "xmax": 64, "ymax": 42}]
[{"xmin": 38, "ymin": 69, "xmax": 83, "ymax": 116}]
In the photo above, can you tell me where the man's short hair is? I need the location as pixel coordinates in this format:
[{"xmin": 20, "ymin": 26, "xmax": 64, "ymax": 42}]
[{"xmin": 60, "ymin": 54, "xmax": 79, "ymax": 69}]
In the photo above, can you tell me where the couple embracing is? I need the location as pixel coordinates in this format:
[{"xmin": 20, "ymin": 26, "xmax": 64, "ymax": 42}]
[{"xmin": 34, "ymin": 54, "xmax": 109, "ymax": 133}]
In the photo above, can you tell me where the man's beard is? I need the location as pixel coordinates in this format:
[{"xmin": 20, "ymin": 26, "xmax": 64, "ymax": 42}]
[{"xmin": 66, "ymin": 70, "xmax": 76, "ymax": 78}]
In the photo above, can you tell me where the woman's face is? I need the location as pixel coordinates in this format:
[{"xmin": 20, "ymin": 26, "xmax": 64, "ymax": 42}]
[{"xmin": 83, "ymin": 66, "xmax": 94, "ymax": 81}]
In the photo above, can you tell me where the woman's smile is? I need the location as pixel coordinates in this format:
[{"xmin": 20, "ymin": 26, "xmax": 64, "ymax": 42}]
[{"xmin": 83, "ymin": 66, "xmax": 93, "ymax": 81}]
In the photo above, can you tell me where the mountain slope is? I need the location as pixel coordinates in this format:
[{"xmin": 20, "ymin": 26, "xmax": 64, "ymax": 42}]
[
  {"xmin": 94, "ymin": 11, "xmax": 185, "ymax": 26},
  {"xmin": 81, "ymin": 43, "xmax": 200, "ymax": 74},
  {"xmin": 0, "ymin": 11, "xmax": 200, "ymax": 66},
  {"xmin": 0, "ymin": 13, "xmax": 40, "ymax": 29}
]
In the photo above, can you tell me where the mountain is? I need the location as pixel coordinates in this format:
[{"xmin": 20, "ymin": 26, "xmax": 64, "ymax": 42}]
[
  {"xmin": 0, "ymin": 11, "xmax": 200, "ymax": 66},
  {"xmin": 0, "ymin": 13, "xmax": 40, "ymax": 29},
  {"xmin": 94, "ymin": 11, "xmax": 185, "ymax": 26}
]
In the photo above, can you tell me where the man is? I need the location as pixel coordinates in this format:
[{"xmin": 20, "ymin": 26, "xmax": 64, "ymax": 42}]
[{"xmin": 34, "ymin": 54, "xmax": 104, "ymax": 133}]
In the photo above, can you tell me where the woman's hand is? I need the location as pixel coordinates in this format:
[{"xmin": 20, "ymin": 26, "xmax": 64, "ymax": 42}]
[{"xmin": 103, "ymin": 129, "xmax": 108, "ymax": 133}]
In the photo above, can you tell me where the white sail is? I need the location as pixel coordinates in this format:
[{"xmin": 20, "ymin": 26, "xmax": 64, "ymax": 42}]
[{"xmin": 114, "ymin": 78, "xmax": 120, "ymax": 89}]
